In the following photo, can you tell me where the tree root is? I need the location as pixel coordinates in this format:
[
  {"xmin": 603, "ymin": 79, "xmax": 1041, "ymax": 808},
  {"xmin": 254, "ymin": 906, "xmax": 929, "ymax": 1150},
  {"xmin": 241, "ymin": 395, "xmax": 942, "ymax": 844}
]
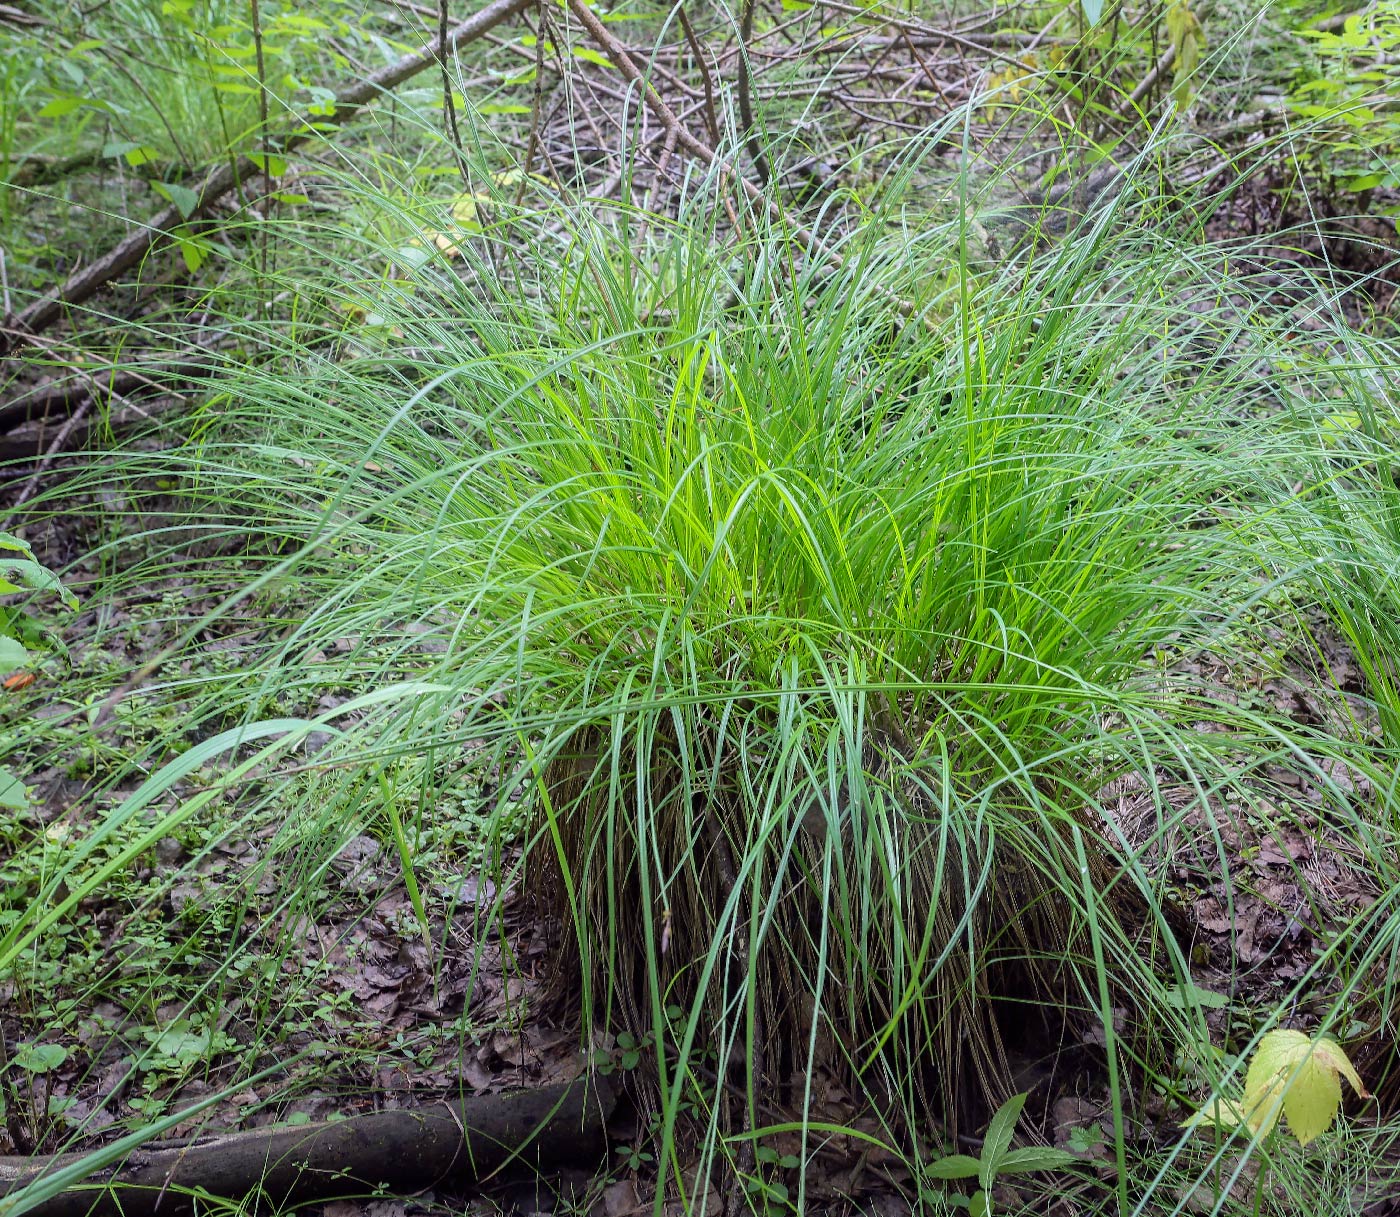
[{"xmin": 0, "ymin": 1076, "xmax": 615, "ymax": 1217}]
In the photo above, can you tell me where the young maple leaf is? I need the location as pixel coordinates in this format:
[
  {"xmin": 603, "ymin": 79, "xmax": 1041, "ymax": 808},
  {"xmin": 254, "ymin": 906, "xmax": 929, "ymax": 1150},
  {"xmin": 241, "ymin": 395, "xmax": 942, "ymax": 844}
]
[
  {"xmin": 1186, "ymin": 1030, "xmax": 1370, "ymax": 1147},
  {"xmin": 1243, "ymin": 1030, "xmax": 1369, "ymax": 1146}
]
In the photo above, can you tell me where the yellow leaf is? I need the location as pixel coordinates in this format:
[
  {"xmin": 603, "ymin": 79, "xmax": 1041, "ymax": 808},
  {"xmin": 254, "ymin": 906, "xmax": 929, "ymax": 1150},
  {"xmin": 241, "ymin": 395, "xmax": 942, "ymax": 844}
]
[
  {"xmin": 450, "ymin": 193, "xmax": 487, "ymax": 225},
  {"xmin": 1312, "ymin": 1037, "xmax": 1370, "ymax": 1101},
  {"xmin": 432, "ymin": 230, "xmax": 465, "ymax": 257},
  {"xmin": 1243, "ymin": 1030, "xmax": 1369, "ymax": 1147}
]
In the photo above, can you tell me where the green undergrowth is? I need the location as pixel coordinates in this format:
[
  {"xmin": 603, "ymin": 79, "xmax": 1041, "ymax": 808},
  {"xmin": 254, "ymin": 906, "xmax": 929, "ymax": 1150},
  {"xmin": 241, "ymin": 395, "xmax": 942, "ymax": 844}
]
[{"xmin": 4, "ymin": 116, "xmax": 1400, "ymax": 1217}]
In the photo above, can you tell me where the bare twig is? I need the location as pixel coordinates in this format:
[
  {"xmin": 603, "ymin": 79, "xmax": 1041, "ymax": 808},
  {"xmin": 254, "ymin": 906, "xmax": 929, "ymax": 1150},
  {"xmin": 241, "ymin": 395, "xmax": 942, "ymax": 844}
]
[
  {"xmin": 0, "ymin": 351, "xmax": 212, "ymax": 434},
  {"xmin": 899, "ymin": 25, "xmax": 955, "ymax": 109},
  {"xmin": 647, "ymin": 124, "xmax": 681, "ymax": 215},
  {"xmin": 441, "ymin": 0, "xmax": 474, "ymax": 188},
  {"xmin": 736, "ymin": 0, "xmax": 770, "ymax": 185},
  {"xmin": 1127, "ymin": 41, "xmax": 1177, "ymax": 110},
  {"xmin": 249, "ymin": 0, "xmax": 272, "ymax": 276},
  {"xmin": 802, "ymin": 0, "xmax": 1033, "ymax": 67},
  {"xmin": 517, "ymin": 0, "xmax": 549, "ymax": 197},
  {"xmin": 3, "ymin": 394, "xmax": 94, "ymax": 514},
  {"xmin": 677, "ymin": 5, "xmax": 723, "ymax": 149}
]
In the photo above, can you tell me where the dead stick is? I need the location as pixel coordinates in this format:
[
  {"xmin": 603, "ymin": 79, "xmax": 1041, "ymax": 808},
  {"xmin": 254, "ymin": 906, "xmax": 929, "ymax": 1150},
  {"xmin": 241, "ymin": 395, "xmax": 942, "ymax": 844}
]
[
  {"xmin": 0, "ymin": 353, "xmax": 212, "ymax": 434},
  {"xmin": 676, "ymin": 5, "xmax": 722, "ymax": 149},
  {"xmin": 735, "ymin": 0, "xmax": 770, "ymax": 185},
  {"xmin": 0, "ymin": 0, "xmax": 532, "ymax": 357},
  {"xmin": 3, "ymin": 396, "xmax": 93, "ymax": 515}
]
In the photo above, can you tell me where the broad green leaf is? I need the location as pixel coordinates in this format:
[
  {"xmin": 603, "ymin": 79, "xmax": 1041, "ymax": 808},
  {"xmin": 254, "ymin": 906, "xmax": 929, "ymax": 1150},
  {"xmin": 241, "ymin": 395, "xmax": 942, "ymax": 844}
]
[
  {"xmin": 0, "ymin": 560, "xmax": 78, "ymax": 609},
  {"xmin": 0, "ymin": 637, "xmax": 28, "ymax": 668},
  {"xmin": 247, "ymin": 152, "xmax": 287, "ymax": 177},
  {"xmin": 981, "ymin": 1091, "xmax": 1028, "ymax": 1182},
  {"xmin": 1081, "ymin": 0, "xmax": 1104, "ymax": 25},
  {"xmin": 0, "ymin": 767, "xmax": 28, "ymax": 811},
  {"xmin": 925, "ymin": 1154, "xmax": 983, "ymax": 1180},
  {"xmin": 146, "ymin": 1021, "xmax": 211, "ymax": 1063},
  {"xmin": 995, "ymin": 1146, "xmax": 1079, "ymax": 1174},
  {"xmin": 152, "ymin": 181, "xmax": 201, "ymax": 218},
  {"xmin": 37, "ymin": 96, "xmax": 87, "ymax": 118},
  {"xmin": 572, "ymin": 46, "xmax": 616, "ymax": 68},
  {"xmin": 1163, "ymin": 982, "xmax": 1229, "ymax": 1010},
  {"xmin": 1321, "ymin": 409, "xmax": 1362, "ymax": 436},
  {"xmin": 14, "ymin": 1043, "xmax": 67, "ymax": 1073},
  {"xmin": 173, "ymin": 227, "xmax": 211, "ymax": 273}
]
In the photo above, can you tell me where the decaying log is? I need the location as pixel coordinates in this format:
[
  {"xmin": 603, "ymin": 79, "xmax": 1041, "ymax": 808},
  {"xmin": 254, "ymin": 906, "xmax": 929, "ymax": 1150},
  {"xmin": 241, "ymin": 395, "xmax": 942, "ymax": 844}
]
[{"xmin": 0, "ymin": 1076, "xmax": 615, "ymax": 1217}]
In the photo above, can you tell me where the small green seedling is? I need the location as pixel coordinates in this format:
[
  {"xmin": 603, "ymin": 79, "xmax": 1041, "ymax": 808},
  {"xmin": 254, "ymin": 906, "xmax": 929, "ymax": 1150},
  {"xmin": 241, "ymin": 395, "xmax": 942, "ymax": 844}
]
[
  {"xmin": 741, "ymin": 1143, "xmax": 802, "ymax": 1213},
  {"xmin": 926, "ymin": 1092, "xmax": 1079, "ymax": 1216},
  {"xmin": 1185, "ymin": 1029, "xmax": 1369, "ymax": 1147},
  {"xmin": 615, "ymin": 1142, "xmax": 652, "ymax": 1172}
]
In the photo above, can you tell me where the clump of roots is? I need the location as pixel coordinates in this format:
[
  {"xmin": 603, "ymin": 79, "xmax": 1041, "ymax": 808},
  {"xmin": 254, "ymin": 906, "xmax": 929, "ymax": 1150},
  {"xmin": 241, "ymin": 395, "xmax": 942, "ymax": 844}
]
[{"xmin": 536, "ymin": 706, "xmax": 1161, "ymax": 1145}]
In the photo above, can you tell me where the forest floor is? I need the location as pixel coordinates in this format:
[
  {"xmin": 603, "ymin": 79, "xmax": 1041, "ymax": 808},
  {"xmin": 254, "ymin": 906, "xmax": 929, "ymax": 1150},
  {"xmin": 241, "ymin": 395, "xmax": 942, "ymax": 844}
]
[{"xmin": 3, "ymin": 0, "xmax": 1400, "ymax": 1214}]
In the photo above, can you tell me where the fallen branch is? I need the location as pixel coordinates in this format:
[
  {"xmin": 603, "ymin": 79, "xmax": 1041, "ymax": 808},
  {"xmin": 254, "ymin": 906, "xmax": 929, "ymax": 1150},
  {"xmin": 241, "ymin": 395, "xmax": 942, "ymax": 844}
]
[
  {"xmin": 0, "ymin": 0, "xmax": 532, "ymax": 358},
  {"xmin": 1, "ymin": 395, "xmax": 92, "ymax": 514},
  {"xmin": 0, "ymin": 1076, "xmax": 615, "ymax": 1217},
  {"xmin": 0, "ymin": 354, "xmax": 216, "ymax": 435}
]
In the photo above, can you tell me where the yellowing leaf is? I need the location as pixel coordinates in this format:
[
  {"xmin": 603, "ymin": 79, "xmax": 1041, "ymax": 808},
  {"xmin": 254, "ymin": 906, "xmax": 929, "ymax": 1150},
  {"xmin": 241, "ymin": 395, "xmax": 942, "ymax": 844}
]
[
  {"xmin": 449, "ymin": 193, "xmax": 484, "ymax": 224},
  {"xmin": 1320, "ymin": 410, "xmax": 1363, "ymax": 446},
  {"xmin": 1185, "ymin": 1031, "xmax": 1368, "ymax": 1147},
  {"xmin": 985, "ymin": 56, "xmax": 1038, "ymax": 118},
  {"xmin": 571, "ymin": 45, "xmax": 616, "ymax": 68},
  {"xmin": 421, "ymin": 172, "xmax": 558, "ymax": 258},
  {"xmin": 1165, "ymin": 0, "xmax": 1206, "ymax": 109},
  {"xmin": 1311, "ymin": 1037, "xmax": 1368, "ymax": 1099},
  {"xmin": 1244, "ymin": 1030, "xmax": 1369, "ymax": 1147}
]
